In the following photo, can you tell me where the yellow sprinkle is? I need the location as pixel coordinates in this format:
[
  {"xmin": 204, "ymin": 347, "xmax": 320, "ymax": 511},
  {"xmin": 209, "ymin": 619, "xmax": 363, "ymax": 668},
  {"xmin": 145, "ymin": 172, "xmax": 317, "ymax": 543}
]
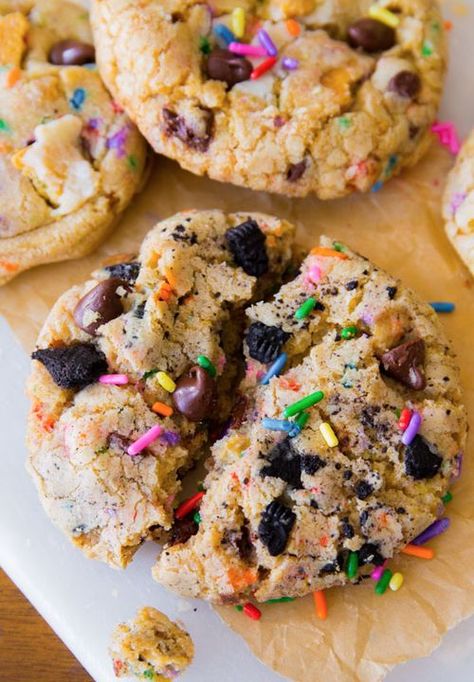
[
  {"xmin": 232, "ymin": 7, "xmax": 245, "ymax": 38},
  {"xmin": 319, "ymin": 422, "xmax": 338, "ymax": 448},
  {"xmin": 156, "ymin": 371, "xmax": 176, "ymax": 393},
  {"xmin": 389, "ymin": 572, "xmax": 404, "ymax": 591},
  {"xmin": 368, "ymin": 5, "xmax": 400, "ymax": 28}
]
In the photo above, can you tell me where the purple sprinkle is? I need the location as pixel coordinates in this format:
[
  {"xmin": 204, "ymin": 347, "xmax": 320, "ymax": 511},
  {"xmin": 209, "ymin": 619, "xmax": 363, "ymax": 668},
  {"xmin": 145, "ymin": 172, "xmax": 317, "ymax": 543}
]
[
  {"xmin": 450, "ymin": 191, "xmax": 467, "ymax": 216},
  {"xmin": 401, "ymin": 411, "xmax": 422, "ymax": 446},
  {"xmin": 87, "ymin": 117, "xmax": 101, "ymax": 130},
  {"xmin": 282, "ymin": 56, "xmax": 299, "ymax": 70},
  {"xmin": 412, "ymin": 517, "xmax": 450, "ymax": 545},
  {"xmin": 106, "ymin": 125, "xmax": 130, "ymax": 158},
  {"xmin": 258, "ymin": 28, "xmax": 278, "ymax": 56},
  {"xmin": 161, "ymin": 430, "xmax": 180, "ymax": 446},
  {"xmin": 451, "ymin": 452, "xmax": 463, "ymax": 482}
]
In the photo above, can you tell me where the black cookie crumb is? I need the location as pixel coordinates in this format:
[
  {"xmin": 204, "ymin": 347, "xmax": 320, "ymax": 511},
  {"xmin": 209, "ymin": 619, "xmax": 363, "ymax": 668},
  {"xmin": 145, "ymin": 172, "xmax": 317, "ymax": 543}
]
[
  {"xmin": 405, "ymin": 435, "xmax": 442, "ymax": 480},
  {"xmin": 246, "ymin": 321, "xmax": 290, "ymax": 363},
  {"xmin": 32, "ymin": 343, "xmax": 108, "ymax": 389},
  {"xmin": 354, "ymin": 481, "xmax": 374, "ymax": 500},
  {"xmin": 104, "ymin": 261, "xmax": 140, "ymax": 283},
  {"xmin": 258, "ymin": 500, "xmax": 296, "ymax": 556},
  {"xmin": 225, "ymin": 219, "xmax": 269, "ymax": 277},
  {"xmin": 358, "ymin": 542, "xmax": 385, "ymax": 566}
]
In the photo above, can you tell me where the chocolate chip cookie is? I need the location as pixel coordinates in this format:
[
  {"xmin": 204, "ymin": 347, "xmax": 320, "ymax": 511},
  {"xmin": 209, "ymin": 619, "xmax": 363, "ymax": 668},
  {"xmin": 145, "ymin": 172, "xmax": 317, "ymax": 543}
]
[
  {"xmin": 26, "ymin": 210, "xmax": 294, "ymax": 567},
  {"xmin": 153, "ymin": 236, "xmax": 467, "ymax": 603},
  {"xmin": 0, "ymin": 0, "xmax": 147, "ymax": 285},
  {"xmin": 91, "ymin": 0, "xmax": 445, "ymax": 198}
]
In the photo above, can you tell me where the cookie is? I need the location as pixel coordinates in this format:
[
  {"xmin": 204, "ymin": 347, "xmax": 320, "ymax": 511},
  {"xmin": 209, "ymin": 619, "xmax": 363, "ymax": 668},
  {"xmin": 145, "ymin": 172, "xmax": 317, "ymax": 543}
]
[
  {"xmin": 26, "ymin": 210, "xmax": 295, "ymax": 567},
  {"xmin": 0, "ymin": 0, "xmax": 147, "ymax": 285},
  {"xmin": 153, "ymin": 236, "xmax": 467, "ymax": 603},
  {"xmin": 91, "ymin": 0, "xmax": 445, "ymax": 198},
  {"xmin": 442, "ymin": 129, "xmax": 474, "ymax": 276},
  {"xmin": 110, "ymin": 607, "xmax": 194, "ymax": 681}
]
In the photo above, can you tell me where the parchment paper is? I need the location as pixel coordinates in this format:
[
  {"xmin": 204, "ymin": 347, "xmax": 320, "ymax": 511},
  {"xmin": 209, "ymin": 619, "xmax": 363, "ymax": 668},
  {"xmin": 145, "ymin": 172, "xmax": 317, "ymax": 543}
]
[{"xmin": 0, "ymin": 144, "xmax": 473, "ymax": 682}]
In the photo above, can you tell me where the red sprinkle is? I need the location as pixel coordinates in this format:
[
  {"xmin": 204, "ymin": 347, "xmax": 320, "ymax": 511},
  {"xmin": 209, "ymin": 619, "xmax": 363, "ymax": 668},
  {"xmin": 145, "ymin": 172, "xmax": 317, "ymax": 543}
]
[
  {"xmin": 398, "ymin": 407, "xmax": 412, "ymax": 431},
  {"xmin": 251, "ymin": 56, "xmax": 277, "ymax": 80},
  {"xmin": 243, "ymin": 603, "xmax": 262, "ymax": 620},
  {"xmin": 175, "ymin": 491, "xmax": 205, "ymax": 520}
]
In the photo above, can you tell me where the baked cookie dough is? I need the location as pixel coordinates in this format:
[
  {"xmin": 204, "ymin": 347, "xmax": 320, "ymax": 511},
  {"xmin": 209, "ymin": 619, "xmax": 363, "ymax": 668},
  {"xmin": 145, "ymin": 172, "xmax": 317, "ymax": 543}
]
[
  {"xmin": 26, "ymin": 209, "xmax": 294, "ymax": 568},
  {"xmin": 91, "ymin": 0, "xmax": 445, "ymax": 198},
  {"xmin": 0, "ymin": 0, "xmax": 147, "ymax": 285},
  {"xmin": 153, "ymin": 236, "xmax": 467, "ymax": 603},
  {"xmin": 442, "ymin": 129, "xmax": 474, "ymax": 276},
  {"xmin": 110, "ymin": 607, "xmax": 193, "ymax": 681}
]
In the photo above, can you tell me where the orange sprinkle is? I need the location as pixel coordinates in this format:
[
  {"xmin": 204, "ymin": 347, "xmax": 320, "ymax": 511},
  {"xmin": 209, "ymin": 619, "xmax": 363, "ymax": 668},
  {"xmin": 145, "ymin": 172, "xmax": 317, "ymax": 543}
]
[
  {"xmin": 0, "ymin": 260, "xmax": 19, "ymax": 272},
  {"xmin": 165, "ymin": 269, "xmax": 177, "ymax": 289},
  {"xmin": 310, "ymin": 246, "xmax": 348, "ymax": 260},
  {"xmin": 6, "ymin": 66, "xmax": 20, "ymax": 88},
  {"xmin": 152, "ymin": 401, "xmax": 173, "ymax": 417},
  {"xmin": 157, "ymin": 282, "xmax": 173, "ymax": 301},
  {"xmin": 443, "ymin": 20, "xmax": 453, "ymax": 31},
  {"xmin": 228, "ymin": 567, "xmax": 258, "ymax": 590},
  {"xmin": 401, "ymin": 544, "xmax": 434, "ymax": 560},
  {"xmin": 313, "ymin": 590, "xmax": 328, "ymax": 620},
  {"xmin": 231, "ymin": 471, "xmax": 239, "ymax": 483},
  {"xmin": 319, "ymin": 535, "xmax": 329, "ymax": 547},
  {"xmin": 279, "ymin": 376, "xmax": 301, "ymax": 391},
  {"xmin": 286, "ymin": 18, "xmax": 301, "ymax": 36}
]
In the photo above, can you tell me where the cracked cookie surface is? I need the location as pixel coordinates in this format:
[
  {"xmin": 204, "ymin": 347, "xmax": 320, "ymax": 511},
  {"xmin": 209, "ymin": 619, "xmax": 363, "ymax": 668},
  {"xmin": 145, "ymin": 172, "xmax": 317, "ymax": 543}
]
[
  {"xmin": 92, "ymin": 0, "xmax": 445, "ymax": 198},
  {"xmin": 26, "ymin": 209, "xmax": 294, "ymax": 567},
  {"xmin": 153, "ymin": 236, "xmax": 467, "ymax": 603},
  {"xmin": 0, "ymin": 0, "xmax": 147, "ymax": 285}
]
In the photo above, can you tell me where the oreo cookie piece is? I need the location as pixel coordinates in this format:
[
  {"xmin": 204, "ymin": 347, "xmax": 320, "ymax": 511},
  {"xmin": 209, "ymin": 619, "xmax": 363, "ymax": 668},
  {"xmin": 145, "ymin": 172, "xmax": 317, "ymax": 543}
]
[
  {"xmin": 358, "ymin": 543, "xmax": 384, "ymax": 566},
  {"xmin": 246, "ymin": 321, "xmax": 290, "ymax": 363},
  {"xmin": 405, "ymin": 435, "xmax": 442, "ymax": 480},
  {"xmin": 104, "ymin": 261, "xmax": 140, "ymax": 282},
  {"xmin": 225, "ymin": 219, "xmax": 269, "ymax": 277},
  {"xmin": 32, "ymin": 343, "xmax": 108, "ymax": 389},
  {"xmin": 258, "ymin": 500, "xmax": 296, "ymax": 556},
  {"xmin": 260, "ymin": 438, "xmax": 302, "ymax": 488}
]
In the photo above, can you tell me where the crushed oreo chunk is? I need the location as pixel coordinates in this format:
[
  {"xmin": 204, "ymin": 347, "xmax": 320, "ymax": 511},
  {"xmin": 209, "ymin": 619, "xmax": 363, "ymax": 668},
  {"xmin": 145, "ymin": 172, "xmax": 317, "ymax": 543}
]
[
  {"xmin": 32, "ymin": 343, "xmax": 107, "ymax": 389},
  {"xmin": 354, "ymin": 480, "xmax": 373, "ymax": 500},
  {"xmin": 225, "ymin": 219, "xmax": 269, "ymax": 277},
  {"xmin": 405, "ymin": 435, "xmax": 442, "ymax": 479},
  {"xmin": 258, "ymin": 500, "xmax": 296, "ymax": 556},
  {"xmin": 261, "ymin": 438, "xmax": 302, "ymax": 488},
  {"xmin": 345, "ymin": 280, "xmax": 358, "ymax": 291},
  {"xmin": 104, "ymin": 261, "xmax": 140, "ymax": 282},
  {"xmin": 341, "ymin": 518, "xmax": 354, "ymax": 538},
  {"xmin": 358, "ymin": 542, "xmax": 384, "ymax": 566},
  {"xmin": 163, "ymin": 106, "xmax": 213, "ymax": 152},
  {"xmin": 246, "ymin": 321, "xmax": 290, "ymax": 363},
  {"xmin": 386, "ymin": 285, "xmax": 397, "ymax": 300}
]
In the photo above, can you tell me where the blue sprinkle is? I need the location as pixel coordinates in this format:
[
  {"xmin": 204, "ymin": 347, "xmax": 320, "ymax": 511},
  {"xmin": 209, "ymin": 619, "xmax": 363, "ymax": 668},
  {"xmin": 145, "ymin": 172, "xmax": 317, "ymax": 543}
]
[
  {"xmin": 386, "ymin": 154, "xmax": 398, "ymax": 173},
  {"xmin": 371, "ymin": 180, "xmax": 383, "ymax": 193},
  {"xmin": 214, "ymin": 24, "xmax": 235, "ymax": 46},
  {"xmin": 260, "ymin": 352, "xmax": 288, "ymax": 385},
  {"xmin": 288, "ymin": 424, "xmax": 302, "ymax": 438},
  {"xmin": 262, "ymin": 418, "xmax": 294, "ymax": 432},
  {"xmin": 430, "ymin": 301, "xmax": 455, "ymax": 313},
  {"xmin": 70, "ymin": 87, "xmax": 86, "ymax": 111}
]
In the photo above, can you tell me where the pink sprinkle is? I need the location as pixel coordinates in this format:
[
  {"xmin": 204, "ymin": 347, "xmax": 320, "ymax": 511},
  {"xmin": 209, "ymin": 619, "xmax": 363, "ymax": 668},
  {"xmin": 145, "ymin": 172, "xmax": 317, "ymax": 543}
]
[
  {"xmin": 229, "ymin": 42, "xmax": 267, "ymax": 57},
  {"xmin": 127, "ymin": 425, "xmax": 163, "ymax": 456},
  {"xmin": 450, "ymin": 191, "xmax": 467, "ymax": 216},
  {"xmin": 99, "ymin": 373, "xmax": 129, "ymax": 385},
  {"xmin": 431, "ymin": 121, "xmax": 461, "ymax": 155},
  {"xmin": 401, "ymin": 411, "xmax": 422, "ymax": 446},
  {"xmin": 306, "ymin": 265, "xmax": 322, "ymax": 285},
  {"xmin": 371, "ymin": 562, "xmax": 386, "ymax": 581}
]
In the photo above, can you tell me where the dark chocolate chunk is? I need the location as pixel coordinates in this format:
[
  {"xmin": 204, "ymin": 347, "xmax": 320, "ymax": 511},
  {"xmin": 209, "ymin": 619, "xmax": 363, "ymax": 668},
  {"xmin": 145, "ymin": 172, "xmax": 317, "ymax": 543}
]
[
  {"xmin": 73, "ymin": 278, "xmax": 126, "ymax": 335},
  {"xmin": 225, "ymin": 219, "xmax": 269, "ymax": 277},
  {"xmin": 354, "ymin": 480, "xmax": 374, "ymax": 500},
  {"xmin": 380, "ymin": 338, "xmax": 426, "ymax": 390},
  {"xmin": 205, "ymin": 48, "xmax": 252, "ymax": 87},
  {"xmin": 358, "ymin": 542, "xmax": 385, "ymax": 566},
  {"xmin": 49, "ymin": 40, "xmax": 95, "ymax": 65},
  {"xmin": 229, "ymin": 525, "xmax": 253, "ymax": 560},
  {"xmin": 258, "ymin": 500, "xmax": 296, "ymax": 556},
  {"xmin": 388, "ymin": 71, "xmax": 421, "ymax": 98},
  {"xmin": 168, "ymin": 517, "xmax": 199, "ymax": 546},
  {"xmin": 172, "ymin": 365, "xmax": 217, "ymax": 421},
  {"xmin": 104, "ymin": 261, "xmax": 140, "ymax": 282},
  {"xmin": 32, "ymin": 343, "xmax": 107, "ymax": 389},
  {"xmin": 246, "ymin": 321, "xmax": 290, "ymax": 363},
  {"xmin": 347, "ymin": 18, "xmax": 396, "ymax": 52},
  {"xmin": 405, "ymin": 435, "xmax": 442, "ymax": 479},
  {"xmin": 163, "ymin": 106, "xmax": 213, "ymax": 152},
  {"xmin": 287, "ymin": 160, "xmax": 307, "ymax": 182}
]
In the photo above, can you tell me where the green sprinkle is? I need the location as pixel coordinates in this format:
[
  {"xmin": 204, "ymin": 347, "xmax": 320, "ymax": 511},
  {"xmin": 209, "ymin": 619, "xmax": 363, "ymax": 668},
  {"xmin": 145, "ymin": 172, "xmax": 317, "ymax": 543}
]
[
  {"xmin": 295, "ymin": 411, "xmax": 310, "ymax": 429},
  {"xmin": 341, "ymin": 326, "xmax": 358, "ymax": 340},
  {"xmin": 346, "ymin": 551, "xmax": 359, "ymax": 579},
  {"xmin": 333, "ymin": 241, "xmax": 346, "ymax": 252},
  {"xmin": 337, "ymin": 116, "xmax": 351, "ymax": 130},
  {"xmin": 142, "ymin": 368, "xmax": 158, "ymax": 380},
  {"xmin": 283, "ymin": 390, "xmax": 324, "ymax": 418},
  {"xmin": 127, "ymin": 154, "xmax": 138, "ymax": 171},
  {"xmin": 199, "ymin": 36, "xmax": 211, "ymax": 54},
  {"xmin": 265, "ymin": 597, "xmax": 295, "ymax": 603},
  {"xmin": 196, "ymin": 354, "xmax": 216, "ymax": 377},
  {"xmin": 375, "ymin": 569, "xmax": 393, "ymax": 595},
  {"xmin": 143, "ymin": 670, "xmax": 155, "ymax": 680},
  {"xmin": 0, "ymin": 119, "xmax": 10, "ymax": 133},
  {"xmin": 197, "ymin": 482, "xmax": 205, "ymax": 492},
  {"xmin": 295, "ymin": 296, "xmax": 317, "ymax": 320},
  {"xmin": 394, "ymin": 408, "xmax": 401, "ymax": 418},
  {"xmin": 193, "ymin": 512, "xmax": 201, "ymax": 524},
  {"xmin": 235, "ymin": 605, "xmax": 244, "ymax": 612},
  {"xmin": 442, "ymin": 491, "xmax": 453, "ymax": 504},
  {"xmin": 422, "ymin": 40, "xmax": 433, "ymax": 57}
]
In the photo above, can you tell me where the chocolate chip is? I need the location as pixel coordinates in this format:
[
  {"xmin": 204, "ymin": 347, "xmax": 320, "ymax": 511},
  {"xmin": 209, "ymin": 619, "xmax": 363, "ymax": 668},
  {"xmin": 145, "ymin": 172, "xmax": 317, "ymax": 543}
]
[
  {"xmin": 386, "ymin": 285, "xmax": 397, "ymax": 300},
  {"xmin": 205, "ymin": 48, "xmax": 252, "ymax": 88},
  {"xmin": 287, "ymin": 160, "xmax": 307, "ymax": 182},
  {"xmin": 347, "ymin": 18, "xmax": 396, "ymax": 52},
  {"xmin": 246, "ymin": 322, "xmax": 290, "ymax": 363},
  {"xmin": 354, "ymin": 481, "xmax": 373, "ymax": 500},
  {"xmin": 388, "ymin": 71, "xmax": 421, "ymax": 98},
  {"xmin": 258, "ymin": 500, "xmax": 296, "ymax": 556},
  {"xmin": 32, "ymin": 343, "xmax": 107, "ymax": 389},
  {"xmin": 104, "ymin": 261, "xmax": 140, "ymax": 282},
  {"xmin": 168, "ymin": 517, "xmax": 198, "ymax": 546},
  {"xmin": 172, "ymin": 365, "xmax": 217, "ymax": 421},
  {"xmin": 345, "ymin": 280, "xmax": 358, "ymax": 291},
  {"xmin": 405, "ymin": 435, "xmax": 442, "ymax": 479},
  {"xmin": 49, "ymin": 40, "xmax": 95, "ymax": 65},
  {"xmin": 73, "ymin": 278, "xmax": 127, "ymax": 335},
  {"xmin": 380, "ymin": 338, "xmax": 426, "ymax": 390},
  {"xmin": 163, "ymin": 107, "xmax": 213, "ymax": 152},
  {"xmin": 225, "ymin": 219, "xmax": 269, "ymax": 277},
  {"xmin": 358, "ymin": 542, "xmax": 384, "ymax": 565}
]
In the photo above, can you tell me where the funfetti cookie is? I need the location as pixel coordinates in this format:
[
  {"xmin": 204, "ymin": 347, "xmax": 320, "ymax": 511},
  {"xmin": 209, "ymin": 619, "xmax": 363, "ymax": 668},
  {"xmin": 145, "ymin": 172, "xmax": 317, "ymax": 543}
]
[
  {"xmin": 153, "ymin": 236, "xmax": 467, "ymax": 603},
  {"xmin": 0, "ymin": 0, "xmax": 147, "ymax": 285},
  {"xmin": 26, "ymin": 210, "xmax": 295, "ymax": 568},
  {"xmin": 91, "ymin": 0, "xmax": 445, "ymax": 199},
  {"xmin": 442, "ymin": 129, "xmax": 474, "ymax": 276}
]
